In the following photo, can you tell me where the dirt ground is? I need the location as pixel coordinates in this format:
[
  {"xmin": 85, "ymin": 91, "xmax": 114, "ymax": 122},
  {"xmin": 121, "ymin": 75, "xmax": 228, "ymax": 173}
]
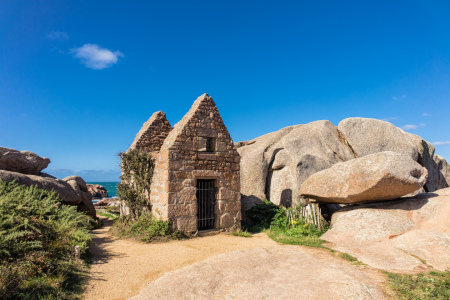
[
  {"xmin": 84, "ymin": 217, "xmax": 391, "ymax": 300},
  {"xmin": 83, "ymin": 217, "xmax": 278, "ymax": 300}
]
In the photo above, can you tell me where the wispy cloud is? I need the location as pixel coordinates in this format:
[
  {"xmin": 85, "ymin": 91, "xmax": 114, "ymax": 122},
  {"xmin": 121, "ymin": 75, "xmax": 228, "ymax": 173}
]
[
  {"xmin": 402, "ymin": 123, "xmax": 426, "ymax": 131},
  {"xmin": 402, "ymin": 124, "xmax": 418, "ymax": 130},
  {"xmin": 47, "ymin": 31, "xmax": 69, "ymax": 41},
  {"xmin": 381, "ymin": 117, "xmax": 398, "ymax": 122},
  {"xmin": 392, "ymin": 94, "xmax": 407, "ymax": 100},
  {"xmin": 423, "ymin": 113, "xmax": 432, "ymax": 117},
  {"xmin": 433, "ymin": 141, "xmax": 450, "ymax": 146},
  {"xmin": 71, "ymin": 44, "xmax": 123, "ymax": 70}
]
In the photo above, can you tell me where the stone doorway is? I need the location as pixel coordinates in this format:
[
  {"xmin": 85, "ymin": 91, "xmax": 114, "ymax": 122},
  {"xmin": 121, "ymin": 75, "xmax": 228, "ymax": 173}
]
[{"xmin": 196, "ymin": 180, "xmax": 215, "ymax": 230}]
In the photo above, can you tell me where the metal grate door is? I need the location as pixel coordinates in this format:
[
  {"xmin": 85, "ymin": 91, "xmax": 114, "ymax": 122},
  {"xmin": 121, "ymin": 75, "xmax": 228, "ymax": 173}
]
[{"xmin": 197, "ymin": 180, "xmax": 215, "ymax": 230}]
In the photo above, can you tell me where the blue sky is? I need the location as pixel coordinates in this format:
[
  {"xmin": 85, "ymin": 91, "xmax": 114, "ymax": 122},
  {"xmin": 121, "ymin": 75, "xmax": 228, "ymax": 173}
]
[{"xmin": 1, "ymin": 0, "xmax": 450, "ymax": 181}]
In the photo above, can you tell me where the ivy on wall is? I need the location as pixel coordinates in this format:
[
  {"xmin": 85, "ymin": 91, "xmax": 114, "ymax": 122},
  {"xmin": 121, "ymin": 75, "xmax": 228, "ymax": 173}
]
[{"xmin": 117, "ymin": 150, "xmax": 155, "ymax": 218}]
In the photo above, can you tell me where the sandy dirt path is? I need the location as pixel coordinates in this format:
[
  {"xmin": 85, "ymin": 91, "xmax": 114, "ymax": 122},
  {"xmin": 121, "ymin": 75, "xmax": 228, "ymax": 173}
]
[{"xmin": 83, "ymin": 218, "xmax": 278, "ymax": 300}]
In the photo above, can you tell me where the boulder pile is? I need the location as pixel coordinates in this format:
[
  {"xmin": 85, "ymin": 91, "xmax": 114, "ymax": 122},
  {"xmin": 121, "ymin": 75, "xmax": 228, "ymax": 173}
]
[
  {"xmin": 0, "ymin": 147, "xmax": 96, "ymax": 219},
  {"xmin": 237, "ymin": 118, "xmax": 450, "ymax": 209},
  {"xmin": 87, "ymin": 184, "xmax": 109, "ymax": 199}
]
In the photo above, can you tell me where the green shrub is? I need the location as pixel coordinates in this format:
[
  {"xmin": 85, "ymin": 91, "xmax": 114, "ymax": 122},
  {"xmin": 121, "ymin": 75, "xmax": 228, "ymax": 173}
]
[
  {"xmin": 110, "ymin": 216, "xmax": 186, "ymax": 242},
  {"xmin": 247, "ymin": 200, "xmax": 281, "ymax": 229},
  {"xmin": 0, "ymin": 180, "xmax": 93, "ymax": 299},
  {"xmin": 245, "ymin": 201, "xmax": 329, "ymax": 248},
  {"xmin": 387, "ymin": 271, "xmax": 450, "ymax": 299}
]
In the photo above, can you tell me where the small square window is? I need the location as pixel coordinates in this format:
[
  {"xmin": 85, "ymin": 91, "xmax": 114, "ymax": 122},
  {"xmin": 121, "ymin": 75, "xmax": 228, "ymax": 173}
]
[{"xmin": 199, "ymin": 137, "xmax": 215, "ymax": 152}]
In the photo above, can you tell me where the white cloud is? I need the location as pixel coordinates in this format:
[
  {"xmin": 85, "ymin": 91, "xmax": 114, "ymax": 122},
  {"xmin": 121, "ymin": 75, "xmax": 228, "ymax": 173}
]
[
  {"xmin": 402, "ymin": 124, "xmax": 418, "ymax": 130},
  {"xmin": 423, "ymin": 113, "xmax": 432, "ymax": 117},
  {"xmin": 71, "ymin": 44, "xmax": 123, "ymax": 70},
  {"xmin": 433, "ymin": 141, "xmax": 450, "ymax": 146},
  {"xmin": 47, "ymin": 31, "xmax": 69, "ymax": 41},
  {"xmin": 419, "ymin": 123, "xmax": 426, "ymax": 127},
  {"xmin": 392, "ymin": 95, "xmax": 407, "ymax": 100},
  {"xmin": 381, "ymin": 117, "xmax": 398, "ymax": 122}
]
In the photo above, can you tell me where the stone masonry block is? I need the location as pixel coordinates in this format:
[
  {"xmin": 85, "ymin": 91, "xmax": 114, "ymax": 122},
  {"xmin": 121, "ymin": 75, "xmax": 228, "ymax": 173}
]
[
  {"xmin": 225, "ymin": 201, "xmax": 241, "ymax": 213},
  {"xmin": 177, "ymin": 187, "xmax": 197, "ymax": 204},
  {"xmin": 219, "ymin": 213, "xmax": 233, "ymax": 229},
  {"xmin": 176, "ymin": 216, "xmax": 197, "ymax": 232},
  {"xmin": 214, "ymin": 200, "xmax": 225, "ymax": 215},
  {"xmin": 168, "ymin": 204, "xmax": 190, "ymax": 218}
]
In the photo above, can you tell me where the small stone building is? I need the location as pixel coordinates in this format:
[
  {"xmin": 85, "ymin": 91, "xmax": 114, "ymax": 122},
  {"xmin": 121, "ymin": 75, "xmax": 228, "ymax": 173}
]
[{"xmin": 128, "ymin": 94, "xmax": 241, "ymax": 232}]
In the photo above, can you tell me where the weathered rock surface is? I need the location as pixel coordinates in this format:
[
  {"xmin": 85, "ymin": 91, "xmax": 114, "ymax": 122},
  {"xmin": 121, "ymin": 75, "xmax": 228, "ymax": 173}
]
[
  {"xmin": 94, "ymin": 198, "xmax": 120, "ymax": 207},
  {"xmin": 238, "ymin": 117, "xmax": 450, "ymax": 210},
  {"xmin": 238, "ymin": 121, "xmax": 357, "ymax": 209},
  {"xmin": 322, "ymin": 192, "xmax": 450, "ymax": 272},
  {"xmin": 0, "ymin": 147, "xmax": 50, "ymax": 175},
  {"xmin": 87, "ymin": 184, "xmax": 109, "ymax": 199},
  {"xmin": 338, "ymin": 118, "xmax": 418, "ymax": 161},
  {"xmin": 300, "ymin": 152, "xmax": 428, "ymax": 204},
  {"xmin": 130, "ymin": 246, "xmax": 386, "ymax": 300}
]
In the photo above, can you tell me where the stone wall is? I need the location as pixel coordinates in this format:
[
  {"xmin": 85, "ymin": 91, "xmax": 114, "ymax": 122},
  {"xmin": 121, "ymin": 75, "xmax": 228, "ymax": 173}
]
[
  {"xmin": 129, "ymin": 111, "xmax": 173, "ymax": 152},
  {"xmin": 150, "ymin": 94, "xmax": 241, "ymax": 232}
]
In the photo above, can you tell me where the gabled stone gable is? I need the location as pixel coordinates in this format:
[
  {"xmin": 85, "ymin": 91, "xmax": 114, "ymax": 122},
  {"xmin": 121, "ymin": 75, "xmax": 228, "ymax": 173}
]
[
  {"xmin": 129, "ymin": 111, "xmax": 173, "ymax": 153},
  {"xmin": 150, "ymin": 94, "xmax": 241, "ymax": 232}
]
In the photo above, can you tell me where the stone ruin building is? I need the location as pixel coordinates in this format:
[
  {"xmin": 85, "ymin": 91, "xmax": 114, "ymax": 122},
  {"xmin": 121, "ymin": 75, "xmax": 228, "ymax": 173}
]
[{"xmin": 126, "ymin": 93, "xmax": 241, "ymax": 233}]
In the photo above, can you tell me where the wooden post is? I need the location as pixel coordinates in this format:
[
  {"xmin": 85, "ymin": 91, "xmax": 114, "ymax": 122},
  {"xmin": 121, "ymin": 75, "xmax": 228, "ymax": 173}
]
[{"xmin": 75, "ymin": 246, "xmax": 81, "ymax": 260}]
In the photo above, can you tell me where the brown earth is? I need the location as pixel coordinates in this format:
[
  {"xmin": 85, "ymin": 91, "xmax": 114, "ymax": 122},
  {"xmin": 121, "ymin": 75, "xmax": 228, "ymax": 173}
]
[{"xmin": 84, "ymin": 217, "xmax": 391, "ymax": 300}]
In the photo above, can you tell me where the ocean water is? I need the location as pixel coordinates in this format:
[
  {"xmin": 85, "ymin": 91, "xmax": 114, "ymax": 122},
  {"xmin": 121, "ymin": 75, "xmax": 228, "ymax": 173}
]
[{"xmin": 87, "ymin": 182, "xmax": 119, "ymax": 198}]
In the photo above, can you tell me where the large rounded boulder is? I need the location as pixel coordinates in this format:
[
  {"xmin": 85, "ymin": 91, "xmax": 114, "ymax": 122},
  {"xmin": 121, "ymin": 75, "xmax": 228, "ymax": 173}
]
[
  {"xmin": 338, "ymin": 118, "xmax": 418, "ymax": 160},
  {"xmin": 0, "ymin": 147, "xmax": 50, "ymax": 175},
  {"xmin": 237, "ymin": 121, "xmax": 357, "ymax": 209},
  {"xmin": 299, "ymin": 151, "xmax": 428, "ymax": 204}
]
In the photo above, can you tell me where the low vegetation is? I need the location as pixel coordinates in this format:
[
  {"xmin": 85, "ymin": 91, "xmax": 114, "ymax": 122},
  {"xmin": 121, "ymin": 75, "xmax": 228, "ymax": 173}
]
[
  {"xmin": 340, "ymin": 252, "xmax": 358, "ymax": 262},
  {"xmin": 244, "ymin": 200, "xmax": 329, "ymax": 248},
  {"xmin": 109, "ymin": 216, "xmax": 187, "ymax": 243},
  {"xmin": 232, "ymin": 229, "xmax": 252, "ymax": 237},
  {"xmin": 387, "ymin": 270, "xmax": 450, "ymax": 299},
  {"xmin": 0, "ymin": 180, "xmax": 95, "ymax": 300},
  {"xmin": 117, "ymin": 150, "xmax": 154, "ymax": 219},
  {"xmin": 96, "ymin": 208, "xmax": 120, "ymax": 220}
]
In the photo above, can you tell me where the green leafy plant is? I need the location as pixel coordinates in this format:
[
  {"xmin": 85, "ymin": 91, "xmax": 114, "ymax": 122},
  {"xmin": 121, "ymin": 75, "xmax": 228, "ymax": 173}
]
[
  {"xmin": 247, "ymin": 200, "xmax": 281, "ymax": 229},
  {"xmin": 0, "ymin": 180, "xmax": 93, "ymax": 299},
  {"xmin": 245, "ymin": 201, "xmax": 329, "ymax": 248},
  {"xmin": 118, "ymin": 150, "xmax": 155, "ymax": 218}
]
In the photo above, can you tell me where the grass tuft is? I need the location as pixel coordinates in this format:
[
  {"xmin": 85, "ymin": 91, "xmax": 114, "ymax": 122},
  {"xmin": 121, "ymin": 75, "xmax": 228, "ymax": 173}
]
[
  {"xmin": 109, "ymin": 216, "xmax": 187, "ymax": 243},
  {"xmin": 387, "ymin": 270, "xmax": 450, "ymax": 299}
]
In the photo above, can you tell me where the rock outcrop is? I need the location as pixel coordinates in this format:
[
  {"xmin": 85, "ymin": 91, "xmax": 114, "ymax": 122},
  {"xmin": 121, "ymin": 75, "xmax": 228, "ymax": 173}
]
[
  {"xmin": 0, "ymin": 148, "xmax": 96, "ymax": 219},
  {"xmin": 337, "ymin": 118, "xmax": 419, "ymax": 160},
  {"xmin": 238, "ymin": 117, "xmax": 450, "ymax": 209},
  {"xmin": 321, "ymin": 191, "xmax": 450, "ymax": 272},
  {"xmin": 299, "ymin": 152, "xmax": 428, "ymax": 204},
  {"xmin": 238, "ymin": 121, "xmax": 357, "ymax": 210},
  {"xmin": 87, "ymin": 184, "xmax": 109, "ymax": 199},
  {"xmin": 0, "ymin": 147, "xmax": 50, "ymax": 175}
]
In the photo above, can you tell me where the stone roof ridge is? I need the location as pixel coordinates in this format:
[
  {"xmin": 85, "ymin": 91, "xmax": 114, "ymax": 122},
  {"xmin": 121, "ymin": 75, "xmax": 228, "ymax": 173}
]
[
  {"xmin": 129, "ymin": 110, "xmax": 172, "ymax": 152},
  {"xmin": 161, "ymin": 93, "xmax": 217, "ymax": 151}
]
